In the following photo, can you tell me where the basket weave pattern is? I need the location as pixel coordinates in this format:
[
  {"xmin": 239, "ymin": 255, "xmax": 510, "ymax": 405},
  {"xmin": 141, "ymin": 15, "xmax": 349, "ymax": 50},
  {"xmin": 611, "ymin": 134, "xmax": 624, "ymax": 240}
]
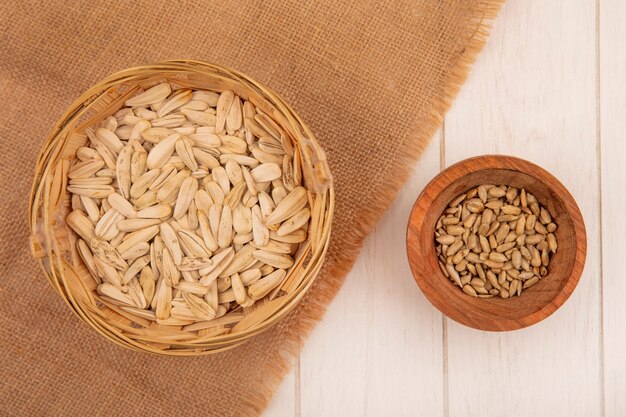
[{"xmin": 29, "ymin": 60, "xmax": 334, "ymax": 355}]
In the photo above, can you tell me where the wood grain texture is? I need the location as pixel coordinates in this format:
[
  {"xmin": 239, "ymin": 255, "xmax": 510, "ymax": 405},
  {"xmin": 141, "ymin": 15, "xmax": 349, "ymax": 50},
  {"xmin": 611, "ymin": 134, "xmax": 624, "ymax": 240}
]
[
  {"xmin": 263, "ymin": 1, "xmax": 625, "ymax": 415},
  {"xmin": 443, "ymin": 0, "xmax": 601, "ymax": 416},
  {"xmin": 300, "ymin": 133, "xmax": 445, "ymax": 417},
  {"xmin": 600, "ymin": 0, "xmax": 626, "ymax": 415},
  {"xmin": 407, "ymin": 155, "xmax": 587, "ymax": 331}
]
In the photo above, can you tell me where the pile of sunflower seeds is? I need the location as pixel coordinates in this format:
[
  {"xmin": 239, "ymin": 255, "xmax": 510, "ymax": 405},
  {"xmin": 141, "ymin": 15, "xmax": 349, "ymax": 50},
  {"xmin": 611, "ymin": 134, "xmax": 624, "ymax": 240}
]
[
  {"xmin": 66, "ymin": 83, "xmax": 310, "ymax": 324},
  {"xmin": 434, "ymin": 185, "xmax": 558, "ymax": 299}
]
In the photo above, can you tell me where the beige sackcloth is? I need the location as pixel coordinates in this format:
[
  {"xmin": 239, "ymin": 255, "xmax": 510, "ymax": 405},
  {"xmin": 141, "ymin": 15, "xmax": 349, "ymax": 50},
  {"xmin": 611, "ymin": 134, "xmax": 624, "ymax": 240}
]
[{"xmin": 0, "ymin": 1, "xmax": 502, "ymax": 415}]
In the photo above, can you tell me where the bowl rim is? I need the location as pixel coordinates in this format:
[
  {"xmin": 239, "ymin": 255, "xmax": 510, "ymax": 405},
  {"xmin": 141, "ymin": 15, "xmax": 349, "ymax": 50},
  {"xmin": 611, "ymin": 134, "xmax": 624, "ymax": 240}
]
[{"xmin": 406, "ymin": 154, "xmax": 587, "ymax": 331}]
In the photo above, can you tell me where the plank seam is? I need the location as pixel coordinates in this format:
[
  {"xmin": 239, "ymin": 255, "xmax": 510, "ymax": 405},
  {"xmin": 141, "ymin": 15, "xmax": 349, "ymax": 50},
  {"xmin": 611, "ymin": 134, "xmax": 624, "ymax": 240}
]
[
  {"xmin": 440, "ymin": 123, "xmax": 450, "ymax": 417},
  {"xmin": 595, "ymin": 0, "xmax": 606, "ymax": 416}
]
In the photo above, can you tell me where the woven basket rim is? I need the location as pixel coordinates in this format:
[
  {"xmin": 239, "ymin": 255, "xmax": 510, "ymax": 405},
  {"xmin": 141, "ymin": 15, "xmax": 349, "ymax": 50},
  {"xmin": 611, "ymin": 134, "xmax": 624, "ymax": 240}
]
[{"xmin": 29, "ymin": 60, "xmax": 334, "ymax": 355}]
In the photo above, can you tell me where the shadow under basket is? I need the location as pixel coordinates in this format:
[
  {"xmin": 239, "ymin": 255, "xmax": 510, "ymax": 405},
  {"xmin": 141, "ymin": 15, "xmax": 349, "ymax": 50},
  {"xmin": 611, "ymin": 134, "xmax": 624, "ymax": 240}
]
[{"xmin": 28, "ymin": 60, "xmax": 334, "ymax": 355}]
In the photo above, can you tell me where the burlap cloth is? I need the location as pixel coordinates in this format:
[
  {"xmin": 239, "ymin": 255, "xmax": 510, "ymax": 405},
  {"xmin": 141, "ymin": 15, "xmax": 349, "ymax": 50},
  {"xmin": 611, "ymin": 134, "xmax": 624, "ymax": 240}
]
[{"xmin": 0, "ymin": 1, "xmax": 502, "ymax": 415}]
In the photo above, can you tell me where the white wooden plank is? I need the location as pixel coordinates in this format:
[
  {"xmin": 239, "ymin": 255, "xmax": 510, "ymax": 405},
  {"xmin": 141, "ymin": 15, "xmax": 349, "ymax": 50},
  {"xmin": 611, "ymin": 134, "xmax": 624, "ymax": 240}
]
[
  {"xmin": 600, "ymin": 0, "xmax": 626, "ymax": 415},
  {"xmin": 443, "ymin": 1, "xmax": 601, "ymax": 416},
  {"xmin": 264, "ymin": 367, "xmax": 296, "ymax": 416},
  {"xmin": 299, "ymin": 132, "xmax": 445, "ymax": 417}
]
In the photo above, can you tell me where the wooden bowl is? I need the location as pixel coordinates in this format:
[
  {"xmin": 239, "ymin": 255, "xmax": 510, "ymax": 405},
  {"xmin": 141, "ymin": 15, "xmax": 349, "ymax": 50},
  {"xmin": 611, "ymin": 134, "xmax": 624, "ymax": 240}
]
[
  {"xmin": 28, "ymin": 60, "xmax": 334, "ymax": 355},
  {"xmin": 406, "ymin": 155, "xmax": 586, "ymax": 331}
]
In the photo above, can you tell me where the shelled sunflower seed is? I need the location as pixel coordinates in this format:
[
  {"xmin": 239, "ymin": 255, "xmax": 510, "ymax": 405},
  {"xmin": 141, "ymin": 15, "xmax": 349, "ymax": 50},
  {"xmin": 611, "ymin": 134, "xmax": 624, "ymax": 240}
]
[
  {"xmin": 66, "ymin": 83, "xmax": 311, "ymax": 324},
  {"xmin": 434, "ymin": 185, "xmax": 558, "ymax": 299}
]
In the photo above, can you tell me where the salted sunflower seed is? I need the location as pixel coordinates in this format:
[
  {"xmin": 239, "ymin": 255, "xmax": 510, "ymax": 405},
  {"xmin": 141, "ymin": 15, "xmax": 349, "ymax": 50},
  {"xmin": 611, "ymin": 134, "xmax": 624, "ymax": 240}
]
[
  {"xmin": 146, "ymin": 133, "xmax": 180, "ymax": 170},
  {"xmin": 95, "ymin": 128, "xmax": 124, "ymax": 154},
  {"xmin": 120, "ymin": 242, "xmax": 150, "ymax": 261},
  {"xmin": 248, "ymin": 269, "xmax": 286, "ymax": 300},
  {"xmin": 142, "ymin": 127, "xmax": 173, "ymax": 143},
  {"xmin": 68, "ymin": 159, "xmax": 105, "ymax": 180},
  {"xmin": 90, "ymin": 237, "xmax": 128, "ymax": 271},
  {"xmin": 177, "ymin": 257, "xmax": 212, "ymax": 271},
  {"xmin": 252, "ymin": 250, "xmax": 293, "ymax": 269},
  {"xmin": 157, "ymin": 89, "xmax": 192, "ymax": 118},
  {"xmin": 215, "ymin": 90, "xmax": 235, "ymax": 134},
  {"xmin": 181, "ymin": 109, "xmax": 216, "ymax": 126},
  {"xmin": 217, "ymin": 205, "xmax": 234, "ymax": 249},
  {"xmin": 224, "ymin": 182, "xmax": 247, "ymax": 210},
  {"xmin": 173, "ymin": 177, "xmax": 198, "ymax": 220},
  {"xmin": 107, "ymin": 193, "xmax": 136, "ymax": 218},
  {"xmin": 175, "ymin": 136, "xmax": 198, "ymax": 171},
  {"xmin": 198, "ymin": 211, "xmax": 218, "ymax": 252},
  {"xmin": 178, "ymin": 229, "xmax": 211, "ymax": 258},
  {"xmin": 125, "ymin": 83, "xmax": 172, "ymax": 107},
  {"xmin": 115, "ymin": 225, "xmax": 160, "ymax": 255}
]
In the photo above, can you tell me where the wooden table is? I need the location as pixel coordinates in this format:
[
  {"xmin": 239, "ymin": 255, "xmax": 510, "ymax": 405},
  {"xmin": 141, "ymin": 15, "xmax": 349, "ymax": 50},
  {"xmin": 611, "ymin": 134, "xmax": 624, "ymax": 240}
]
[{"xmin": 265, "ymin": 1, "xmax": 625, "ymax": 415}]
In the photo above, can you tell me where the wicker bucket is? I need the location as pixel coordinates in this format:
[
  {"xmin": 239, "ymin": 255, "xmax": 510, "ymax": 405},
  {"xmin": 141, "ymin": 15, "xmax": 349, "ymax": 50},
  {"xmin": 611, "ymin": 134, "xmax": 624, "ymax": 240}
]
[{"xmin": 29, "ymin": 60, "xmax": 334, "ymax": 355}]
